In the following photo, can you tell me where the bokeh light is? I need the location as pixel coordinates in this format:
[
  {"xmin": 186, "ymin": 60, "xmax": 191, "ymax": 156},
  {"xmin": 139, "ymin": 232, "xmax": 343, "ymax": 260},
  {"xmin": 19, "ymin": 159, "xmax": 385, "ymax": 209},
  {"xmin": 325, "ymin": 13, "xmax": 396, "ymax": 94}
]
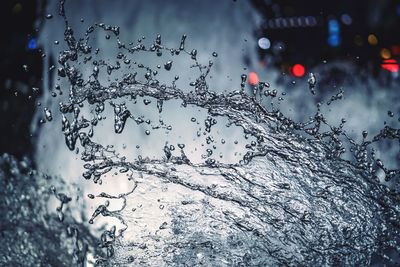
[
  {"xmin": 248, "ymin": 71, "xmax": 259, "ymax": 85},
  {"xmin": 341, "ymin": 14, "xmax": 352, "ymax": 25},
  {"xmin": 380, "ymin": 48, "xmax": 391, "ymax": 59},
  {"xmin": 367, "ymin": 34, "xmax": 378, "ymax": 45},
  {"xmin": 381, "ymin": 59, "xmax": 399, "ymax": 73},
  {"xmin": 258, "ymin": 37, "xmax": 271, "ymax": 50},
  {"xmin": 291, "ymin": 64, "xmax": 305, "ymax": 77},
  {"xmin": 27, "ymin": 38, "xmax": 37, "ymax": 50}
]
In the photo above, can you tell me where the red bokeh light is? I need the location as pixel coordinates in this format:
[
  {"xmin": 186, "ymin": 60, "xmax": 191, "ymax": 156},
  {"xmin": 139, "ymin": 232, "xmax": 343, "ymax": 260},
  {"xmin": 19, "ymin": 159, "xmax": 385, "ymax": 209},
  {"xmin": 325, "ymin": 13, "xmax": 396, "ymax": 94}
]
[
  {"xmin": 381, "ymin": 59, "xmax": 399, "ymax": 73},
  {"xmin": 291, "ymin": 64, "xmax": 305, "ymax": 77},
  {"xmin": 248, "ymin": 71, "xmax": 259, "ymax": 85}
]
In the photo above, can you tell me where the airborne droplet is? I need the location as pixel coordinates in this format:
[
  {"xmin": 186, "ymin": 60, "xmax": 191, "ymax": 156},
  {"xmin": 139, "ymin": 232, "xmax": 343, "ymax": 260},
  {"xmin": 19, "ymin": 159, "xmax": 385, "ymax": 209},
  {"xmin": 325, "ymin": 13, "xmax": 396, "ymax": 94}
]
[
  {"xmin": 164, "ymin": 60, "xmax": 173, "ymax": 71},
  {"xmin": 44, "ymin": 108, "xmax": 53, "ymax": 121},
  {"xmin": 308, "ymin": 73, "xmax": 317, "ymax": 95},
  {"xmin": 241, "ymin": 74, "xmax": 247, "ymax": 90}
]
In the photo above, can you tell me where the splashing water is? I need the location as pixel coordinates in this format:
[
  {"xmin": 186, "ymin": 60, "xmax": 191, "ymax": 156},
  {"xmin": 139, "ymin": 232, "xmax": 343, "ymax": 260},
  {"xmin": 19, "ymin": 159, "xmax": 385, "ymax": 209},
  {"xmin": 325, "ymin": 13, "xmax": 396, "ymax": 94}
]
[
  {"xmin": 2, "ymin": 0, "xmax": 400, "ymax": 266},
  {"xmin": 0, "ymin": 154, "xmax": 103, "ymax": 266}
]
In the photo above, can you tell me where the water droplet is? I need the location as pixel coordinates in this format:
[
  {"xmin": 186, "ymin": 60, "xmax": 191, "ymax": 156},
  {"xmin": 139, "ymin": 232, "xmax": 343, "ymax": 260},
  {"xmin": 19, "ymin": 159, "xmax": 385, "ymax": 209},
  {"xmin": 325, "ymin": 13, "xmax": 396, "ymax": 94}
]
[
  {"xmin": 44, "ymin": 108, "xmax": 53, "ymax": 121},
  {"xmin": 111, "ymin": 103, "xmax": 131, "ymax": 134},
  {"xmin": 164, "ymin": 60, "xmax": 173, "ymax": 71},
  {"xmin": 179, "ymin": 34, "xmax": 187, "ymax": 50},
  {"xmin": 308, "ymin": 73, "xmax": 317, "ymax": 94},
  {"xmin": 178, "ymin": 143, "xmax": 185, "ymax": 149},
  {"xmin": 190, "ymin": 49, "xmax": 197, "ymax": 60},
  {"xmin": 241, "ymin": 74, "xmax": 247, "ymax": 90}
]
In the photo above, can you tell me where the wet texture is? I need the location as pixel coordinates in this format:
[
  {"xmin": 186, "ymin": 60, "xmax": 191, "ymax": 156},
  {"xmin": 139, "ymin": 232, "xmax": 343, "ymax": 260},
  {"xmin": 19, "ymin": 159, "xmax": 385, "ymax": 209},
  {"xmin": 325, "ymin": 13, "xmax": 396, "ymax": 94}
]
[
  {"xmin": 108, "ymin": 157, "xmax": 399, "ymax": 266},
  {"xmin": 2, "ymin": 0, "xmax": 400, "ymax": 266},
  {"xmin": 0, "ymin": 154, "xmax": 102, "ymax": 266}
]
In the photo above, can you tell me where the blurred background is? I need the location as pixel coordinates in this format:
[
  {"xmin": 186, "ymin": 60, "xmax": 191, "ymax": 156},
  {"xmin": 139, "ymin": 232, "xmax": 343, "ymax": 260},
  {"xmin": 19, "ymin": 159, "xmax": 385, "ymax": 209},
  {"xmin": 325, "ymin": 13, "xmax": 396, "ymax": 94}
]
[{"xmin": 1, "ymin": 0, "xmax": 399, "ymax": 165}]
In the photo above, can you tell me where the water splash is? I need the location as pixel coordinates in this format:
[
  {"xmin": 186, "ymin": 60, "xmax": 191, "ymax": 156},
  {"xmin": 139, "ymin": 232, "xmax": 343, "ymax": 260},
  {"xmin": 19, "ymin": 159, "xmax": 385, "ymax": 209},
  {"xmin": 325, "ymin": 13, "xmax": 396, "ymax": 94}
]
[
  {"xmin": 4, "ymin": 0, "xmax": 400, "ymax": 266},
  {"xmin": 53, "ymin": 2, "xmax": 400, "ymax": 263},
  {"xmin": 0, "ymin": 154, "xmax": 102, "ymax": 266}
]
